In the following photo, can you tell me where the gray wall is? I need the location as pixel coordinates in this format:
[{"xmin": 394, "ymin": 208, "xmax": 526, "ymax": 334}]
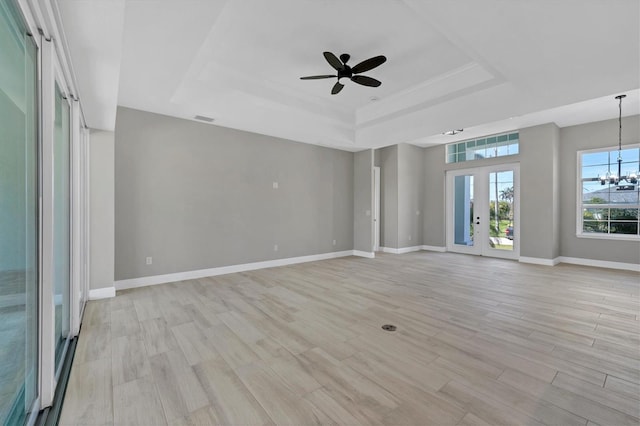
[
  {"xmin": 520, "ymin": 123, "xmax": 560, "ymax": 259},
  {"xmin": 378, "ymin": 143, "xmax": 426, "ymax": 249},
  {"xmin": 115, "ymin": 107, "xmax": 354, "ymax": 280},
  {"xmin": 379, "ymin": 145, "xmax": 398, "ymax": 248},
  {"xmin": 353, "ymin": 150, "xmax": 373, "ymax": 253},
  {"xmin": 397, "ymin": 144, "xmax": 425, "ymax": 247},
  {"xmin": 559, "ymin": 115, "xmax": 640, "ymax": 264},
  {"xmin": 423, "ymin": 145, "xmax": 446, "ymax": 247},
  {"xmin": 89, "ymin": 130, "xmax": 115, "ymax": 290}
]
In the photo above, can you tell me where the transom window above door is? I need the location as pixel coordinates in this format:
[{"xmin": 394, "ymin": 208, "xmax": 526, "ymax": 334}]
[{"xmin": 446, "ymin": 132, "xmax": 519, "ymax": 164}]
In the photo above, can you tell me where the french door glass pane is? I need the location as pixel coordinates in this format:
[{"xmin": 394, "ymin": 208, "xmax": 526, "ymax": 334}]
[
  {"xmin": 489, "ymin": 171, "xmax": 514, "ymax": 251},
  {"xmin": 0, "ymin": 2, "xmax": 39, "ymax": 424},
  {"xmin": 54, "ymin": 83, "xmax": 71, "ymax": 367},
  {"xmin": 453, "ymin": 175, "xmax": 474, "ymax": 246}
]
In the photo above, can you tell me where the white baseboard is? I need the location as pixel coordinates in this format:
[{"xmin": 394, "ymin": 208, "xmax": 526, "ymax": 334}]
[
  {"xmin": 557, "ymin": 256, "xmax": 640, "ymax": 272},
  {"xmin": 519, "ymin": 256, "xmax": 561, "ymax": 266},
  {"xmin": 115, "ymin": 250, "xmax": 355, "ymax": 290},
  {"xmin": 519, "ymin": 255, "xmax": 639, "ymax": 271},
  {"xmin": 89, "ymin": 287, "xmax": 116, "ymax": 300},
  {"xmin": 352, "ymin": 250, "xmax": 375, "ymax": 258},
  {"xmin": 421, "ymin": 245, "xmax": 447, "ymax": 252},
  {"xmin": 380, "ymin": 246, "xmax": 423, "ymax": 254}
]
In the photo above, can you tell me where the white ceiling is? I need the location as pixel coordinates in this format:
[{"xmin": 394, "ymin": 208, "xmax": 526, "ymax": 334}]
[{"xmin": 57, "ymin": 0, "xmax": 640, "ymax": 151}]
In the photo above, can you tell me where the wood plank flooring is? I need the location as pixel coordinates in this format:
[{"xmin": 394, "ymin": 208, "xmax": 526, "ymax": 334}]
[{"xmin": 60, "ymin": 252, "xmax": 640, "ymax": 425}]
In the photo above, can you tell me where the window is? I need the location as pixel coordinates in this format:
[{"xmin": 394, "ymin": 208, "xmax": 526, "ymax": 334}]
[
  {"xmin": 578, "ymin": 145, "xmax": 640, "ymax": 239},
  {"xmin": 447, "ymin": 132, "xmax": 519, "ymax": 164}
]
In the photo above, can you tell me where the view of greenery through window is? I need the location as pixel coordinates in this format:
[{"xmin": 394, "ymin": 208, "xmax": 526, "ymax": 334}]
[{"xmin": 580, "ymin": 146, "xmax": 640, "ymax": 236}]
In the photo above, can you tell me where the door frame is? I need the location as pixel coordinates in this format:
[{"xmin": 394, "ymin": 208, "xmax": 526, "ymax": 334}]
[
  {"xmin": 446, "ymin": 163, "xmax": 520, "ymax": 259},
  {"xmin": 373, "ymin": 166, "xmax": 380, "ymax": 251}
]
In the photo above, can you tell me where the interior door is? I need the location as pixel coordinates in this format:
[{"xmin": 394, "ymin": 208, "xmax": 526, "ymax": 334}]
[{"xmin": 446, "ymin": 164, "xmax": 519, "ymax": 259}]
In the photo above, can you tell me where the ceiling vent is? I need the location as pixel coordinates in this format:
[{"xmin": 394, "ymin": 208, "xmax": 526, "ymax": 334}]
[{"xmin": 194, "ymin": 115, "xmax": 214, "ymax": 123}]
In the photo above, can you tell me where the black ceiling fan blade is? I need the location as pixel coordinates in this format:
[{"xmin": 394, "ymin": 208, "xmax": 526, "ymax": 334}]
[
  {"xmin": 351, "ymin": 55, "xmax": 387, "ymax": 74},
  {"xmin": 323, "ymin": 52, "xmax": 344, "ymax": 71},
  {"xmin": 351, "ymin": 75, "xmax": 382, "ymax": 87},
  {"xmin": 300, "ymin": 75, "xmax": 337, "ymax": 80},
  {"xmin": 331, "ymin": 81, "xmax": 344, "ymax": 95}
]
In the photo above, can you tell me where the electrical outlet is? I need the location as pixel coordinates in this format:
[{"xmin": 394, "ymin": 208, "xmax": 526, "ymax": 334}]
[
  {"xmin": 332, "ymin": 239, "xmax": 336, "ymax": 246},
  {"xmin": 273, "ymin": 244, "xmax": 278, "ymax": 251},
  {"xmin": 272, "ymin": 182, "xmax": 279, "ymax": 189},
  {"xmin": 145, "ymin": 256, "xmax": 152, "ymax": 265},
  {"xmin": 408, "ymin": 235, "xmax": 412, "ymax": 241}
]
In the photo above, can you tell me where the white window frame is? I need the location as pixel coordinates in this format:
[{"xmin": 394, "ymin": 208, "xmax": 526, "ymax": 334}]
[{"xmin": 576, "ymin": 143, "xmax": 640, "ymax": 241}]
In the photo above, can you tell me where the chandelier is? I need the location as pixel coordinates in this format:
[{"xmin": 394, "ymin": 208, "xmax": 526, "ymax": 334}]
[{"xmin": 599, "ymin": 94, "xmax": 638, "ymax": 185}]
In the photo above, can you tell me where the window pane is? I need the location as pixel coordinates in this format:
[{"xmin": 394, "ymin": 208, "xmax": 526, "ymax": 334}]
[
  {"xmin": 609, "ymin": 208, "xmax": 639, "ymax": 221},
  {"xmin": 485, "ymin": 146, "xmax": 496, "ymax": 158},
  {"xmin": 582, "ymin": 151, "xmax": 610, "ymax": 167},
  {"xmin": 583, "ymin": 221, "xmax": 608, "ymax": 233},
  {"xmin": 583, "ymin": 208, "xmax": 608, "ymax": 220},
  {"xmin": 453, "ymin": 175, "xmax": 474, "ymax": 246},
  {"xmin": 496, "ymin": 143, "xmax": 509, "ymax": 157},
  {"xmin": 610, "ymin": 186, "xmax": 639, "ymax": 204},
  {"xmin": 610, "ymin": 222, "xmax": 638, "ymax": 234},
  {"xmin": 582, "ymin": 181, "xmax": 610, "ymax": 203},
  {"xmin": 581, "ymin": 164, "xmax": 610, "ymax": 181},
  {"xmin": 0, "ymin": 3, "xmax": 39, "ymax": 424},
  {"xmin": 618, "ymin": 148, "xmax": 640, "ymax": 163},
  {"xmin": 621, "ymin": 161, "xmax": 639, "ymax": 179}
]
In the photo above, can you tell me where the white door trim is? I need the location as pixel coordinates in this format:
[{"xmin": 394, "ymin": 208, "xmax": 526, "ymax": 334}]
[{"xmin": 373, "ymin": 166, "xmax": 380, "ymax": 251}]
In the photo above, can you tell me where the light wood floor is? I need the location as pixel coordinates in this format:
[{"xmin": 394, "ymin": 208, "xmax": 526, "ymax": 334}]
[{"xmin": 60, "ymin": 252, "xmax": 640, "ymax": 425}]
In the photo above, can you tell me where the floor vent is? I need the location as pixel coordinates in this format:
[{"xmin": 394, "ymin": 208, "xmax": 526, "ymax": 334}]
[
  {"xmin": 194, "ymin": 115, "xmax": 214, "ymax": 123},
  {"xmin": 381, "ymin": 324, "xmax": 397, "ymax": 331}
]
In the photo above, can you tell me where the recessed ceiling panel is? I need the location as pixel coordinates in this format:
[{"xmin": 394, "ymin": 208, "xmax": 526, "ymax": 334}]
[{"xmin": 57, "ymin": 0, "xmax": 639, "ymax": 148}]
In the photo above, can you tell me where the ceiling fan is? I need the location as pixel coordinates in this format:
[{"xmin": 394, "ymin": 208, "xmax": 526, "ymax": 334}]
[{"xmin": 300, "ymin": 52, "xmax": 387, "ymax": 95}]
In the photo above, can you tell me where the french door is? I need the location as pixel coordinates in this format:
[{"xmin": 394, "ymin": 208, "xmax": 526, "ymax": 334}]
[{"xmin": 446, "ymin": 163, "xmax": 520, "ymax": 259}]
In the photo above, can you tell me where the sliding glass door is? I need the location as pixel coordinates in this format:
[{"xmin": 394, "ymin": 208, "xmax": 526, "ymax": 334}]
[{"xmin": 0, "ymin": 2, "xmax": 39, "ymax": 424}]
